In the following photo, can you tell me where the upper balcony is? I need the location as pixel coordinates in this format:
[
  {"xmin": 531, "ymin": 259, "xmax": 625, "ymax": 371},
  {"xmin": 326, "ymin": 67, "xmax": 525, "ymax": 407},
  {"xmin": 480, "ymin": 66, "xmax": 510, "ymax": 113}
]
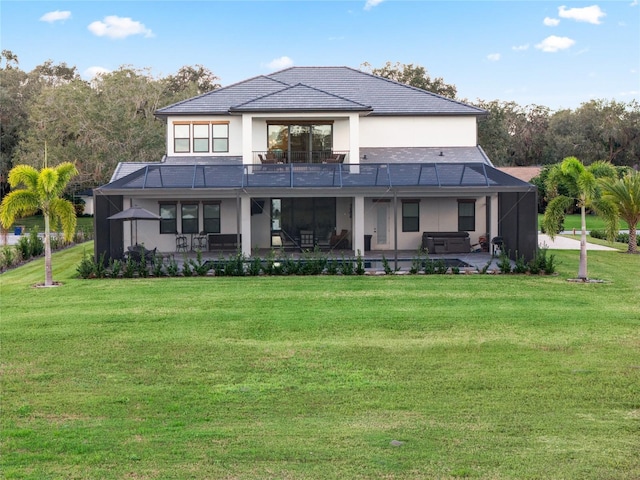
[{"xmin": 252, "ymin": 150, "xmax": 349, "ymax": 165}]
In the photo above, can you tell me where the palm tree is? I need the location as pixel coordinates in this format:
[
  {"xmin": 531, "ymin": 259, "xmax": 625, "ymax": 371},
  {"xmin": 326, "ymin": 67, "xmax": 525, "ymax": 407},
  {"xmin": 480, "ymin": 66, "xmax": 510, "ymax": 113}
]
[
  {"xmin": 0, "ymin": 162, "xmax": 78, "ymax": 286},
  {"xmin": 542, "ymin": 157, "xmax": 617, "ymax": 280},
  {"xmin": 598, "ymin": 170, "xmax": 640, "ymax": 254}
]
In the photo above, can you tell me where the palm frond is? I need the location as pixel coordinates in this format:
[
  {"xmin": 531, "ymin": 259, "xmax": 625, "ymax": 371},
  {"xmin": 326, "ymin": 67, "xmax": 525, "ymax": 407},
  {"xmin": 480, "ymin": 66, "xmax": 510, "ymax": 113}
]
[
  {"xmin": 50, "ymin": 198, "xmax": 78, "ymax": 242},
  {"xmin": 542, "ymin": 195, "xmax": 573, "ymax": 239},
  {"xmin": 0, "ymin": 190, "xmax": 40, "ymax": 228},
  {"xmin": 7, "ymin": 165, "xmax": 39, "ymax": 191}
]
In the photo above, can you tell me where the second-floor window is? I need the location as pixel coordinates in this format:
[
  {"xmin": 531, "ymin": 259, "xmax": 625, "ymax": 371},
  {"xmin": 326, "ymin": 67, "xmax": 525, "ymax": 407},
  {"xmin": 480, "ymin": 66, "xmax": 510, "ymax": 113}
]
[
  {"xmin": 173, "ymin": 121, "xmax": 229, "ymax": 154},
  {"xmin": 174, "ymin": 124, "xmax": 190, "ymax": 153},
  {"xmin": 193, "ymin": 123, "xmax": 209, "ymax": 153}
]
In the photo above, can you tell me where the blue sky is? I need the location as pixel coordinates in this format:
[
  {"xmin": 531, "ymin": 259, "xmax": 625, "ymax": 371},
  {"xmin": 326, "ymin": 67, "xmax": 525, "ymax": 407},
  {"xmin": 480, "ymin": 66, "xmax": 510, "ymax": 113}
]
[{"xmin": 1, "ymin": 0, "xmax": 638, "ymax": 110}]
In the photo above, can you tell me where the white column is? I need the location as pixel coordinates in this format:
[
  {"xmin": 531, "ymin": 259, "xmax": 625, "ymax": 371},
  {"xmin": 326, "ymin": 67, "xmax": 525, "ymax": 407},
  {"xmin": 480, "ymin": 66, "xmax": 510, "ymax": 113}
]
[
  {"xmin": 352, "ymin": 195, "xmax": 365, "ymax": 254},
  {"xmin": 349, "ymin": 113, "xmax": 360, "ymax": 164},
  {"xmin": 240, "ymin": 195, "xmax": 252, "ymax": 256},
  {"xmin": 242, "ymin": 114, "xmax": 253, "ymax": 165}
]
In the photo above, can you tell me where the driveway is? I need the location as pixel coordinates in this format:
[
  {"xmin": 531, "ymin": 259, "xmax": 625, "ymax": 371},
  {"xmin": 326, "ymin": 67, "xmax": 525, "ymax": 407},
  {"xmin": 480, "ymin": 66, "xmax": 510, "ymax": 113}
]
[{"xmin": 538, "ymin": 233, "xmax": 617, "ymax": 251}]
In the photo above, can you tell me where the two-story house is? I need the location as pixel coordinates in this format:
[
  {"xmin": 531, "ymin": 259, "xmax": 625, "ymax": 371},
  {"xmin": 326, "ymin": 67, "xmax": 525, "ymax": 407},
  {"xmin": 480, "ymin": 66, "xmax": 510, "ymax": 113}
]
[{"xmin": 94, "ymin": 66, "xmax": 537, "ymax": 262}]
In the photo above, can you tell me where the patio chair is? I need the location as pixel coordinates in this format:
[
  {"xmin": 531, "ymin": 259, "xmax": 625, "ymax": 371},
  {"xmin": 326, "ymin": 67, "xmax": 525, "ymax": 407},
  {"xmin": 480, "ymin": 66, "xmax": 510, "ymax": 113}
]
[
  {"xmin": 300, "ymin": 230, "xmax": 315, "ymax": 250},
  {"xmin": 176, "ymin": 234, "xmax": 188, "ymax": 252}
]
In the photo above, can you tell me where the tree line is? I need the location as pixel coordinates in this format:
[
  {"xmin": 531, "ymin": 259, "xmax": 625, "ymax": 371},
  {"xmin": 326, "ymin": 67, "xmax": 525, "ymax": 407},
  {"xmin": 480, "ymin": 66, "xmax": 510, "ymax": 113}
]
[{"xmin": 2, "ymin": 54, "xmax": 639, "ymax": 197}]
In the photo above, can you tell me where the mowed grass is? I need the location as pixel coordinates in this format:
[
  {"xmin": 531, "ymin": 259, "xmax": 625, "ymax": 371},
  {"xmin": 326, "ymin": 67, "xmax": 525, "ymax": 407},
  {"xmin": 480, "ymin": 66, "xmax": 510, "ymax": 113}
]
[
  {"xmin": 1, "ymin": 244, "xmax": 639, "ymax": 479},
  {"xmin": 538, "ymin": 213, "xmax": 629, "ymax": 231}
]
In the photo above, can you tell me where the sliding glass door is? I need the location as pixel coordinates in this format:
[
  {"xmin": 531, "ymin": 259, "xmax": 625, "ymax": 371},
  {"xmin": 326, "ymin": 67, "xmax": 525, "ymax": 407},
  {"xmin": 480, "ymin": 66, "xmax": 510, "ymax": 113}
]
[{"xmin": 267, "ymin": 123, "xmax": 332, "ymax": 163}]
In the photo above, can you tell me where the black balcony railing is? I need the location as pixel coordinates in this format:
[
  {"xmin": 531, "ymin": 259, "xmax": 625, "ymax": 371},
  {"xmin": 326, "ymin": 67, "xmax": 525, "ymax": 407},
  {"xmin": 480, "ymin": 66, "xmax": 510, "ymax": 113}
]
[{"xmin": 254, "ymin": 150, "xmax": 348, "ymax": 164}]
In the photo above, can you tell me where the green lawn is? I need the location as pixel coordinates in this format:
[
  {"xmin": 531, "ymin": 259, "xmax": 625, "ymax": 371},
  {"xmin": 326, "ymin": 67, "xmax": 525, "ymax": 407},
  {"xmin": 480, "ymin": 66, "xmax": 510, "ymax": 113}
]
[
  {"xmin": 538, "ymin": 213, "xmax": 629, "ymax": 231},
  {"xmin": 1, "ymin": 243, "xmax": 639, "ymax": 479}
]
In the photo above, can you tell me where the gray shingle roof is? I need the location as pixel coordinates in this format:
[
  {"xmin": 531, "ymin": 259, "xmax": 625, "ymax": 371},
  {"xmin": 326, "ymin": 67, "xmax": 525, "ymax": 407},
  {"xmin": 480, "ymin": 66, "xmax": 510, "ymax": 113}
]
[
  {"xmin": 230, "ymin": 83, "xmax": 371, "ymax": 113},
  {"xmin": 156, "ymin": 66, "xmax": 485, "ymax": 117}
]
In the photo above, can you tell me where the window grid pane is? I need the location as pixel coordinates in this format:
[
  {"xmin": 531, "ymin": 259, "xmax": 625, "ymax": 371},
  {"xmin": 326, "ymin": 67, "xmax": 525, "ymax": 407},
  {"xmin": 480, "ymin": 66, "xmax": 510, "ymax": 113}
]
[
  {"xmin": 458, "ymin": 201, "xmax": 476, "ymax": 231},
  {"xmin": 182, "ymin": 204, "xmax": 199, "ymax": 234},
  {"xmin": 213, "ymin": 138, "xmax": 228, "ymax": 152},
  {"xmin": 174, "ymin": 138, "xmax": 190, "ymax": 153},
  {"xmin": 204, "ymin": 204, "xmax": 220, "ymax": 233},
  {"xmin": 160, "ymin": 204, "xmax": 177, "ymax": 234},
  {"xmin": 402, "ymin": 202, "xmax": 419, "ymax": 232},
  {"xmin": 193, "ymin": 138, "xmax": 209, "ymax": 152}
]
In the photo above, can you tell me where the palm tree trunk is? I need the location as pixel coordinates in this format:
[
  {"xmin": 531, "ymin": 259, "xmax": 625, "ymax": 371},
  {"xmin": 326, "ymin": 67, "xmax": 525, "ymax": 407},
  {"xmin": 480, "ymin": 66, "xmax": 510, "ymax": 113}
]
[
  {"xmin": 629, "ymin": 222, "xmax": 638, "ymax": 254},
  {"xmin": 578, "ymin": 203, "xmax": 588, "ymax": 280},
  {"xmin": 44, "ymin": 213, "xmax": 53, "ymax": 286}
]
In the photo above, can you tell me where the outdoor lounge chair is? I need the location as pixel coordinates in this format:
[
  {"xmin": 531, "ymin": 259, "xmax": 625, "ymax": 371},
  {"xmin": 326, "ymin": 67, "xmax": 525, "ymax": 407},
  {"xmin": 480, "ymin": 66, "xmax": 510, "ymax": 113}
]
[{"xmin": 126, "ymin": 245, "xmax": 156, "ymax": 263}]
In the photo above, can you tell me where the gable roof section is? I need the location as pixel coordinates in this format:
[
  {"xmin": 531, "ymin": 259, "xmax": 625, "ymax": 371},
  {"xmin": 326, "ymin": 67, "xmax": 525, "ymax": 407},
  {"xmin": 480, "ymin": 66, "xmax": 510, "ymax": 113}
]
[
  {"xmin": 156, "ymin": 66, "xmax": 486, "ymax": 117},
  {"xmin": 156, "ymin": 76, "xmax": 288, "ymax": 115},
  {"xmin": 230, "ymin": 83, "xmax": 372, "ymax": 113}
]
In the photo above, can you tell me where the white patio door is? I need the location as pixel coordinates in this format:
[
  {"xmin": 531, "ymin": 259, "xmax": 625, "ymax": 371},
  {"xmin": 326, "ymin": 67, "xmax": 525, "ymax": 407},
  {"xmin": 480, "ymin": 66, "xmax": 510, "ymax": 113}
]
[{"xmin": 375, "ymin": 203, "xmax": 389, "ymax": 247}]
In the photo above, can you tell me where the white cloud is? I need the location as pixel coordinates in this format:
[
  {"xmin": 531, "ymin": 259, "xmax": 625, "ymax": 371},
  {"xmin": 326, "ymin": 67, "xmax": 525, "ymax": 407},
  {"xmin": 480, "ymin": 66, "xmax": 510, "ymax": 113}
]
[
  {"xmin": 543, "ymin": 17, "xmax": 560, "ymax": 27},
  {"xmin": 364, "ymin": 0, "xmax": 384, "ymax": 10},
  {"xmin": 487, "ymin": 53, "xmax": 501, "ymax": 62},
  {"xmin": 88, "ymin": 16, "xmax": 153, "ymax": 39},
  {"xmin": 630, "ymin": 0, "xmax": 638, "ymax": 6},
  {"xmin": 535, "ymin": 35, "xmax": 576, "ymax": 52},
  {"xmin": 83, "ymin": 66, "xmax": 111, "ymax": 79},
  {"xmin": 558, "ymin": 5, "xmax": 606, "ymax": 24},
  {"xmin": 266, "ymin": 56, "xmax": 294, "ymax": 70},
  {"xmin": 40, "ymin": 10, "xmax": 71, "ymax": 23},
  {"xmin": 512, "ymin": 44, "xmax": 530, "ymax": 51}
]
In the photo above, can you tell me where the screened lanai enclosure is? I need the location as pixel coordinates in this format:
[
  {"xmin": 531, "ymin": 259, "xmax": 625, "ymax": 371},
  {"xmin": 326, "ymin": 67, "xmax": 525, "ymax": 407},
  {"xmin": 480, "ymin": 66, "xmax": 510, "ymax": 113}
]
[{"xmin": 94, "ymin": 160, "xmax": 537, "ymax": 262}]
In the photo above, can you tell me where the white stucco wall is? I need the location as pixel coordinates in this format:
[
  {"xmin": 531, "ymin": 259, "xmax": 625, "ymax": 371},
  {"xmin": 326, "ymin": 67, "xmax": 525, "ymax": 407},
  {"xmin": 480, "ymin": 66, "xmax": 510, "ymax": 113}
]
[
  {"xmin": 359, "ymin": 116, "xmax": 477, "ymax": 148},
  {"xmin": 363, "ymin": 196, "xmax": 489, "ymax": 251}
]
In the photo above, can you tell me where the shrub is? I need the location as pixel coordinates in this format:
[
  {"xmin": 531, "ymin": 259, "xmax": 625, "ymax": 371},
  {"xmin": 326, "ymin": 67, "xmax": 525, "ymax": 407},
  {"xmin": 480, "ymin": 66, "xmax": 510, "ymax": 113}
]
[
  {"xmin": 1, "ymin": 245, "xmax": 17, "ymax": 270},
  {"xmin": 497, "ymin": 251, "xmax": 512, "ymax": 274},
  {"xmin": 181, "ymin": 258, "xmax": 193, "ymax": 277},
  {"xmin": 248, "ymin": 256, "xmax": 262, "ymax": 276},
  {"xmin": 94, "ymin": 252, "xmax": 107, "ymax": 278},
  {"xmin": 434, "ymin": 259, "xmax": 447, "ymax": 274},
  {"xmin": 513, "ymin": 252, "xmax": 529, "ymax": 274},
  {"xmin": 152, "ymin": 255, "xmax": 165, "ymax": 277},
  {"xmin": 381, "ymin": 255, "xmax": 393, "ymax": 275},
  {"xmin": 410, "ymin": 248, "xmax": 427, "ymax": 274},
  {"xmin": 281, "ymin": 255, "xmax": 299, "ymax": 275},
  {"xmin": 137, "ymin": 255, "xmax": 149, "ymax": 278},
  {"xmin": 166, "ymin": 256, "xmax": 179, "ymax": 277},
  {"xmin": 339, "ymin": 256, "xmax": 354, "ymax": 275},
  {"xmin": 325, "ymin": 258, "xmax": 339, "ymax": 275},
  {"xmin": 543, "ymin": 251, "xmax": 558, "ymax": 275},
  {"xmin": 191, "ymin": 251, "xmax": 210, "ymax": 276},
  {"xmin": 423, "ymin": 259, "xmax": 436, "ymax": 275},
  {"xmin": 16, "ymin": 236, "xmax": 31, "ymax": 261},
  {"xmin": 122, "ymin": 257, "xmax": 136, "ymax": 278},
  {"xmin": 355, "ymin": 250, "xmax": 365, "ymax": 275},
  {"xmin": 108, "ymin": 258, "xmax": 122, "ymax": 278},
  {"xmin": 76, "ymin": 251, "xmax": 96, "ymax": 279},
  {"xmin": 590, "ymin": 229, "xmax": 639, "ymax": 246},
  {"xmin": 28, "ymin": 228, "xmax": 44, "ymax": 257}
]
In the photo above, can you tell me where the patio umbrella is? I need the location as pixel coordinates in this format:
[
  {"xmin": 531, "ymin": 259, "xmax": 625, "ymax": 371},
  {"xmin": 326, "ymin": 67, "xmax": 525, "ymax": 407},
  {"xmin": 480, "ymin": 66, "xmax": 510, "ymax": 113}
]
[{"xmin": 107, "ymin": 206, "xmax": 161, "ymax": 246}]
